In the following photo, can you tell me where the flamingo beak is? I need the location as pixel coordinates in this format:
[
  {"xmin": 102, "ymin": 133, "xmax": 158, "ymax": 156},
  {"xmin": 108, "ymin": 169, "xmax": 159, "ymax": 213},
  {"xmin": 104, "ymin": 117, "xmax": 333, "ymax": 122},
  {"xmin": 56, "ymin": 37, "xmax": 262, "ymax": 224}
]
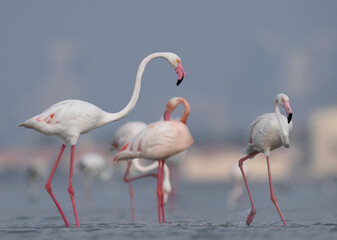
[
  {"xmin": 282, "ymin": 101, "xmax": 293, "ymax": 124},
  {"xmin": 163, "ymin": 110, "xmax": 171, "ymax": 121},
  {"xmin": 175, "ymin": 63, "xmax": 185, "ymax": 86},
  {"xmin": 288, "ymin": 113, "xmax": 293, "ymax": 124}
]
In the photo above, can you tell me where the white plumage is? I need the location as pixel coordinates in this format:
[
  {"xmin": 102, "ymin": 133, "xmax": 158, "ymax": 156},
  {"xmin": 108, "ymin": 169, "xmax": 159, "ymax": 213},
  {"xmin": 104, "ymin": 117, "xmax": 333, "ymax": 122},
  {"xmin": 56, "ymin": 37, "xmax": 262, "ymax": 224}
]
[
  {"xmin": 114, "ymin": 97, "xmax": 193, "ymax": 223},
  {"xmin": 238, "ymin": 93, "xmax": 293, "ymax": 226},
  {"xmin": 18, "ymin": 52, "xmax": 186, "ymax": 228}
]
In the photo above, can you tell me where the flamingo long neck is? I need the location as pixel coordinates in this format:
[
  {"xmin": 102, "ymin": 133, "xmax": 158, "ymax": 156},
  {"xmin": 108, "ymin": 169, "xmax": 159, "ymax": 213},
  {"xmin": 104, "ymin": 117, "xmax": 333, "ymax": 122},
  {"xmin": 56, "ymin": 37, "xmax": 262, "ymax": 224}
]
[
  {"xmin": 133, "ymin": 159, "xmax": 170, "ymax": 181},
  {"xmin": 274, "ymin": 99, "xmax": 289, "ymax": 145},
  {"xmin": 132, "ymin": 158, "xmax": 159, "ymax": 173},
  {"xmin": 101, "ymin": 53, "xmax": 170, "ymax": 126},
  {"xmin": 179, "ymin": 98, "xmax": 190, "ymax": 124},
  {"xmin": 166, "ymin": 98, "xmax": 190, "ymax": 123}
]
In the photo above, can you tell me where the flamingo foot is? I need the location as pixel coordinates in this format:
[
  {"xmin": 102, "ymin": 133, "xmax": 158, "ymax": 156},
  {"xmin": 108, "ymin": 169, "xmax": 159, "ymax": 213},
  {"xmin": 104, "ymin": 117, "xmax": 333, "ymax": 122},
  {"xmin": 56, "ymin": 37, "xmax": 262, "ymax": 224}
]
[{"xmin": 246, "ymin": 208, "xmax": 256, "ymax": 226}]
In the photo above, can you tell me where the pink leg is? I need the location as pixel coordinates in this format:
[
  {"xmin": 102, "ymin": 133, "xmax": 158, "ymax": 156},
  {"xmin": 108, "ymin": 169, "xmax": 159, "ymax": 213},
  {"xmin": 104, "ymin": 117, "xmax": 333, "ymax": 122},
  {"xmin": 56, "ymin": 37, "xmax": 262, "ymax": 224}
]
[
  {"xmin": 45, "ymin": 144, "xmax": 69, "ymax": 227},
  {"xmin": 238, "ymin": 151, "xmax": 259, "ymax": 226},
  {"xmin": 266, "ymin": 156, "xmax": 287, "ymax": 226},
  {"xmin": 160, "ymin": 160, "xmax": 166, "ymax": 223},
  {"xmin": 123, "ymin": 161, "xmax": 159, "ymax": 221},
  {"xmin": 123, "ymin": 161, "xmax": 135, "ymax": 221},
  {"xmin": 157, "ymin": 160, "xmax": 162, "ymax": 223},
  {"xmin": 68, "ymin": 145, "xmax": 80, "ymax": 227}
]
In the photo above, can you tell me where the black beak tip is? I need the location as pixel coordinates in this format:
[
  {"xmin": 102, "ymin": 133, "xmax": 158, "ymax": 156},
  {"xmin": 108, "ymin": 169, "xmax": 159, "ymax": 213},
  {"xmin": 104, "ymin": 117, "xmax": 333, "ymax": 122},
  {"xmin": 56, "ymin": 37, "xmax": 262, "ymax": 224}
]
[
  {"xmin": 176, "ymin": 75, "xmax": 184, "ymax": 86},
  {"xmin": 288, "ymin": 113, "xmax": 293, "ymax": 124}
]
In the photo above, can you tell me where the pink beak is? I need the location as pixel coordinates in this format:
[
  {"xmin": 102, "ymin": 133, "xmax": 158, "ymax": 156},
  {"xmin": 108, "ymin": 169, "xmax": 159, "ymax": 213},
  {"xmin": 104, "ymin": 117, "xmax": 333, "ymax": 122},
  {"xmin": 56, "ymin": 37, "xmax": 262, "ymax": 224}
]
[
  {"xmin": 282, "ymin": 101, "xmax": 293, "ymax": 124},
  {"xmin": 163, "ymin": 110, "xmax": 171, "ymax": 121},
  {"xmin": 175, "ymin": 63, "xmax": 185, "ymax": 86}
]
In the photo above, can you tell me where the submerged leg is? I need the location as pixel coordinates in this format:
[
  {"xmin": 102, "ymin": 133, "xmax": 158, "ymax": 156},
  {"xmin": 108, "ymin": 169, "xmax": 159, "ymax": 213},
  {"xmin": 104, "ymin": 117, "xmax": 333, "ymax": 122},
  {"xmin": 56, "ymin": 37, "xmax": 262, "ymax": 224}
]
[
  {"xmin": 160, "ymin": 160, "xmax": 166, "ymax": 223},
  {"xmin": 157, "ymin": 160, "xmax": 162, "ymax": 223},
  {"xmin": 123, "ymin": 160, "xmax": 135, "ymax": 221},
  {"xmin": 68, "ymin": 145, "xmax": 80, "ymax": 227},
  {"xmin": 266, "ymin": 156, "xmax": 287, "ymax": 226},
  {"xmin": 123, "ymin": 160, "xmax": 159, "ymax": 221},
  {"xmin": 45, "ymin": 144, "xmax": 69, "ymax": 227},
  {"xmin": 238, "ymin": 151, "xmax": 259, "ymax": 226}
]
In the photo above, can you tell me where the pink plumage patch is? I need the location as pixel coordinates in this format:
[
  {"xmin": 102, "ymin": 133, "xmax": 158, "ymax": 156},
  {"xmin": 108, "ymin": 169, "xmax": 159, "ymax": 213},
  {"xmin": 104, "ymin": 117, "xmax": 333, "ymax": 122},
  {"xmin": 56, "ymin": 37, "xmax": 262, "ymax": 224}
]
[{"xmin": 46, "ymin": 113, "xmax": 56, "ymax": 124}]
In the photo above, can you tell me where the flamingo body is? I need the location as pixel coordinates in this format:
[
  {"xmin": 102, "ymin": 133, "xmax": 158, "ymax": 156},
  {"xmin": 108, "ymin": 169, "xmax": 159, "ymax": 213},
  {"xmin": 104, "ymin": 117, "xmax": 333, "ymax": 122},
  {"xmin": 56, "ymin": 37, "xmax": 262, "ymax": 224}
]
[
  {"xmin": 20, "ymin": 100, "xmax": 110, "ymax": 144},
  {"xmin": 245, "ymin": 113, "xmax": 293, "ymax": 156},
  {"xmin": 117, "ymin": 120, "xmax": 193, "ymax": 161},
  {"xmin": 78, "ymin": 153, "xmax": 112, "ymax": 181},
  {"xmin": 112, "ymin": 121, "xmax": 147, "ymax": 148}
]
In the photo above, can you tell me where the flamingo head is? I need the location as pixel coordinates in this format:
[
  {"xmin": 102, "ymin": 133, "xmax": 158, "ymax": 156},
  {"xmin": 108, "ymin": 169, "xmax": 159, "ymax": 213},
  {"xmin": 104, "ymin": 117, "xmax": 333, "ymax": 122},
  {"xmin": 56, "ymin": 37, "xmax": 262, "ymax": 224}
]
[
  {"xmin": 163, "ymin": 177, "xmax": 172, "ymax": 204},
  {"xmin": 164, "ymin": 97, "xmax": 183, "ymax": 121},
  {"xmin": 165, "ymin": 53, "xmax": 185, "ymax": 86},
  {"xmin": 276, "ymin": 93, "xmax": 293, "ymax": 124}
]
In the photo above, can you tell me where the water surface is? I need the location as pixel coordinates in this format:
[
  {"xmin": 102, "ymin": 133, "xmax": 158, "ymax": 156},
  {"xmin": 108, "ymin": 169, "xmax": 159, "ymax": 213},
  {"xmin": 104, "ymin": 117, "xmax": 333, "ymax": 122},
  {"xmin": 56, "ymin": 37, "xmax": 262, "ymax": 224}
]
[{"xmin": 1, "ymin": 173, "xmax": 336, "ymax": 240}]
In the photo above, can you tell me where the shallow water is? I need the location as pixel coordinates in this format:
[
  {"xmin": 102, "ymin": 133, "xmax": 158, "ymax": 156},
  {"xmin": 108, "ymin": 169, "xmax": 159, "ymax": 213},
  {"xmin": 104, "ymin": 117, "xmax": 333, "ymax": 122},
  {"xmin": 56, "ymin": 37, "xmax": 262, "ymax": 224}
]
[{"xmin": 1, "ymin": 173, "xmax": 336, "ymax": 240}]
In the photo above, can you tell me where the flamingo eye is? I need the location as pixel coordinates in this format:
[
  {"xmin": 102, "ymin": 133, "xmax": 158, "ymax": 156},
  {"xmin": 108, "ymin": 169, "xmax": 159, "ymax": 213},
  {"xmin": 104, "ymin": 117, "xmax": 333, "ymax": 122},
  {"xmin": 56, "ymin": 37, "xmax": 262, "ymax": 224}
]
[{"xmin": 176, "ymin": 59, "xmax": 181, "ymax": 64}]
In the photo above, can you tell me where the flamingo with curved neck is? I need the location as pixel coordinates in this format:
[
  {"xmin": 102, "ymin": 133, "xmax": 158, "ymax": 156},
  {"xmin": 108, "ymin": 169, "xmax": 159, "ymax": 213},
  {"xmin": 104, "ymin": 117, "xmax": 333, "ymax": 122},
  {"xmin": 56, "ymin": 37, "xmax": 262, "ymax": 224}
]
[
  {"xmin": 114, "ymin": 97, "xmax": 193, "ymax": 223},
  {"xmin": 239, "ymin": 93, "xmax": 293, "ymax": 226},
  {"xmin": 18, "ymin": 52, "xmax": 185, "ymax": 228}
]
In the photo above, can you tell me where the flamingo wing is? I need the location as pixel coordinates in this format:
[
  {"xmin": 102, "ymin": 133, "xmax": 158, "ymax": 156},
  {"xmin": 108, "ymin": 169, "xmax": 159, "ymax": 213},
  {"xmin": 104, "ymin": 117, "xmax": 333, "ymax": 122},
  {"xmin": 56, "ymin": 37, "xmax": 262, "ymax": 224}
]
[{"xmin": 116, "ymin": 120, "xmax": 193, "ymax": 161}]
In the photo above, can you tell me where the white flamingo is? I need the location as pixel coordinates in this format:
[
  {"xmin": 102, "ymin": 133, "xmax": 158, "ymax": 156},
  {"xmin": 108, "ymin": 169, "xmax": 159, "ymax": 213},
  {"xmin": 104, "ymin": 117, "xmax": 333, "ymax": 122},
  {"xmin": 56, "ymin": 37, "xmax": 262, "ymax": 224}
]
[
  {"xmin": 26, "ymin": 158, "xmax": 49, "ymax": 202},
  {"xmin": 111, "ymin": 121, "xmax": 171, "ymax": 221},
  {"xmin": 226, "ymin": 162, "xmax": 248, "ymax": 208},
  {"xmin": 238, "ymin": 93, "xmax": 293, "ymax": 226},
  {"xmin": 18, "ymin": 52, "xmax": 185, "ymax": 227},
  {"xmin": 77, "ymin": 153, "xmax": 112, "ymax": 202},
  {"xmin": 114, "ymin": 97, "xmax": 194, "ymax": 223}
]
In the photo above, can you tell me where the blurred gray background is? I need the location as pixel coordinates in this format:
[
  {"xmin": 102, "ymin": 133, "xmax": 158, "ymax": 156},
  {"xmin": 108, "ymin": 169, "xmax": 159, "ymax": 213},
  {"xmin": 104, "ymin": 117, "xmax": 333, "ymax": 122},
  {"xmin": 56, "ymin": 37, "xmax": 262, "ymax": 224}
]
[
  {"xmin": 1, "ymin": 3, "xmax": 337, "ymax": 236},
  {"xmin": 1, "ymin": 0, "xmax": 336, "ymax": 147}
]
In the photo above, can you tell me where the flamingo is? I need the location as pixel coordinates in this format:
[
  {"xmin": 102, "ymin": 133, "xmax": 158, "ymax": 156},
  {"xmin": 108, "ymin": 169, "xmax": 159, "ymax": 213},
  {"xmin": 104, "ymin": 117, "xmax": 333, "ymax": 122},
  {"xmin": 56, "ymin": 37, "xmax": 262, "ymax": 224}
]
[
  {"xmin": 111, "ymin": 121, "xmax": 149, "ymax": 220},
  {"xmin": 111, "ymin": 121, "xmax": 171, "ymax": 221},
  {"xmin": 114, "ymin": 97, "xmax": 193, "ymax": 223},
  {"xmin": 77, "ymin": 153, "xmax": 112, "ymax": 202},
  {"xmin": 26, "ymin": 158, "xmax": 49, "ymax": 202},
  {"xmin": 162, "ymin": 112, "xmax": 188, "ymax": 213},
  {"xmin": 238, "ymin": 93, "xmax": 293, "ymax": 226},
  {"xmin": 227, "ymin": 162, "xmax": 248, "ymax": 208},
  {"xmin": 18, "ymin": 52, "xmax": 185, "ymax": 227}
]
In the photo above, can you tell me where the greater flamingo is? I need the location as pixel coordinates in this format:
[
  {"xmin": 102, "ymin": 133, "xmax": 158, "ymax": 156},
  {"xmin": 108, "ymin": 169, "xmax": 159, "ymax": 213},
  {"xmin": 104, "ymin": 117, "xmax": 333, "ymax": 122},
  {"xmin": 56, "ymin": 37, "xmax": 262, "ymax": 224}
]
[
  {"xmin": 111, "ymin": 121, "xmax": 171, "ymax": 221},
  {"xmin": 26, "ymin": 158, "xmax": 49, "ymax": 202},
  {"xmin": 226, "ymin": 162, "xmax": 248, "ymax": 209},
  {"xmin": 114, "ymin": 97, "xmax": 193, "ymax": 223},
  {"xmin": 238, "ymin": 93, "xmax": 293, "ymax": 226},
  {"xmin": 77, "ymin": 153, "xmax": 112, "ymax": 202},
  {"xmin": 18, "ymin": 52, "xmax": 185, "ymax": 227}
]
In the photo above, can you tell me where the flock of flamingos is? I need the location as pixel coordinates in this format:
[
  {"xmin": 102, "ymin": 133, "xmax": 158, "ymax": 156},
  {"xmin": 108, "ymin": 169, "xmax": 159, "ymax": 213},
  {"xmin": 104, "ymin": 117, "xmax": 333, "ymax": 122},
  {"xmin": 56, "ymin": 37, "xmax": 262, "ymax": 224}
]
[{"xmin": 18, "ymin": 52, "xmax": 293, "ymax": 228}]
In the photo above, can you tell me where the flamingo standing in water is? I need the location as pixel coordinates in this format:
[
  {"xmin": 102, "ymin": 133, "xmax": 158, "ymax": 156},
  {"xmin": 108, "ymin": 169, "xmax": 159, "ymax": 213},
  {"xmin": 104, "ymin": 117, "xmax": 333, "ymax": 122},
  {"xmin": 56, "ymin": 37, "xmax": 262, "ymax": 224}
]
[
  {"xmin": 77, "ymin": 153, "xmax": 112, "ymax": 202},
  {"xmin": 226, "ymin": 162, "xmax": 248, "ymax": 209},
  {"xmin": 18, "ymin": 52, "xmax": 185, "ymax": 227},
  {"xmin": 111, "ymin": 121, "xmax": 172, "ymax": 221},
  {"xmin": 238, "ymin": 93, "xmax": 293, "ymax": 226},
  {"xmin": 114, "ymin": 97, "xmax": 193, "ymax": 223}
]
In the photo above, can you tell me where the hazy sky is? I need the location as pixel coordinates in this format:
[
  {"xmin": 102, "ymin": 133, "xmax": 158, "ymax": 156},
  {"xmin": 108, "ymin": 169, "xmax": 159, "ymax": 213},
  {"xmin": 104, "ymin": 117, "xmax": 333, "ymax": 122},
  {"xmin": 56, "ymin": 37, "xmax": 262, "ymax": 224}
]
[{"xmin": 1, "ymin": 1, "xmax": 337, "ymax": 146}]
